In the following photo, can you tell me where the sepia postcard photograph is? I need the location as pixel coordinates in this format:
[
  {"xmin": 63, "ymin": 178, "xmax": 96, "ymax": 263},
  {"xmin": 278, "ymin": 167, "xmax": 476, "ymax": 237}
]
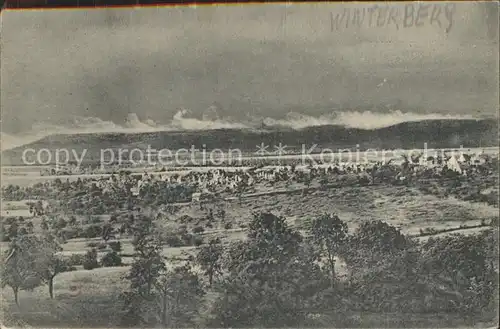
[{"xmin": 0, "ymin": 1, "xmax": 499, "ymax": 328}]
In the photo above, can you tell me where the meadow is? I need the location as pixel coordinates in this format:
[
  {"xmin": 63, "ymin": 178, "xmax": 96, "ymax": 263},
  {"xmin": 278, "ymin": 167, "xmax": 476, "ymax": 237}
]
[{"xmin": 1, "ymin": 158, "xmax": 498, "ymax": 328}]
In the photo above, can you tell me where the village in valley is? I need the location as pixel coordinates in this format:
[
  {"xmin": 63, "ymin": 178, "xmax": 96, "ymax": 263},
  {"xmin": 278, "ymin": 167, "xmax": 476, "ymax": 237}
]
[
  {"xmin": 1, "ymin": 1, "xmax": 499, "ymax": 328},
  {"xmin": 1, "ymin": 142, "xmax": 498, "ymax": 327}
]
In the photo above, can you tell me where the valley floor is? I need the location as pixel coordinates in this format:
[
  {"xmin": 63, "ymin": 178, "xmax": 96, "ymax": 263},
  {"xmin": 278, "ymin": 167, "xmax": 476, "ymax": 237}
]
[{"xmin": 1, "ymin": 169, "xmax": 498, "ymax": 328}]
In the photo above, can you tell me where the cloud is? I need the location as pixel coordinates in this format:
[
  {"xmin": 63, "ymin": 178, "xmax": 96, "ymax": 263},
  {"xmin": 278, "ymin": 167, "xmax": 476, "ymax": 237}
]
[{"xmin": 0, "ymin": 2, "xmax": 498, "ymax": 134}]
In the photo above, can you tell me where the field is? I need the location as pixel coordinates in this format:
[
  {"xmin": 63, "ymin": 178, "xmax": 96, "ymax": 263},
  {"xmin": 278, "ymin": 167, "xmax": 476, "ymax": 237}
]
[
  {"xmin": 2, "ymin": 1, "xmax": 499, "ymax": 324},
  {"xmin": 1, "ymin": 160, "xmax": 499, "ymax": 328}
]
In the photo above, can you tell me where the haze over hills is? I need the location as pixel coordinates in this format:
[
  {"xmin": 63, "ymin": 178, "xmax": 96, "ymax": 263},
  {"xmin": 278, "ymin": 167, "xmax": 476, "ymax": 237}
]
[
  {"xmin": 1, "ymin": 2, "xmax": 498, "ymax": 135},
  {"xmin": 1, "ymin": 118, "xmax": 497, "ymax": 166},
  {"xmin": 0, "ymin": 109, "xmax": 490, "ymax": 151},
  {"xmin": 1, "ymin": 4, "xmax": 498, "ymax": 164}
]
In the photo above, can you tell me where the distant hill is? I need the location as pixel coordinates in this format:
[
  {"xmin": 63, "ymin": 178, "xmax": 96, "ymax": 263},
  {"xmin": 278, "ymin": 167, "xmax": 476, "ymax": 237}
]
[{"xmin": 1, "ymin": 119, "xmax": 498, "ymax": 166}]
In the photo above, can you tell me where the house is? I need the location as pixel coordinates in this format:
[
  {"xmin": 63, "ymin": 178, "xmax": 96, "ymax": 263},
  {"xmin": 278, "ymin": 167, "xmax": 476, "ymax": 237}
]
[
  {"xmin": 470, "ymin": 153, "xmax": 488, "ymax": 165},
  {"xmin": 446, "ymin": 156, "xmax": 463, "ymax": 174},
  {"xmin": 457, "ymin": 153, "xmax": 471, "ymax": 163},
  {"xmin": 419, "ymin": 156, "xmax": 438, "ymax": 167}
]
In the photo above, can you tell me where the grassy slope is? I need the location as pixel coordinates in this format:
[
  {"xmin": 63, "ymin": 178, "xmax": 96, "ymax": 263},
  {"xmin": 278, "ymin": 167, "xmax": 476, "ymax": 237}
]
[{"xmin": 1, "ymin": 182, "xmax": 499, "ymax": 327}]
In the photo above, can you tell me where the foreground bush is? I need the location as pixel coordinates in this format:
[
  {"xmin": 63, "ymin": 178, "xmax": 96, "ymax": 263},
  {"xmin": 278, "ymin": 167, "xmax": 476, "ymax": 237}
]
[
  {"xmin": 68, "ymin": 254, "xmax": 85, "ymax": 267},
  {"xmin": 101, "ymin": 251, "xmax": 122, "ymax": 267},
  {"xmin": 208, "ymin": 212, "xmax": 330, "ymax": 327},
  {"xmin": 108, "ymin": 241, "xmax": 122, "ymax": 253},
  {"xmin": 82, "ymin": 249, "xmax": 100, "ymax": 270}
]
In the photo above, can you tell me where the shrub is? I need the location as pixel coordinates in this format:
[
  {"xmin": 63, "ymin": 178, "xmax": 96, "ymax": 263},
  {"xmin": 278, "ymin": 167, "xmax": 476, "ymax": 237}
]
[
  {"xmin": 224, "ymin": 222, "xmax": 233, "ymax": 230},
  {"xmin": 178, "ymin": 215, "xmax": 193, "ymax": 223},
  {"xmin": 192, "ymin": 226, "xmax": 205, "ymax": 234},
  {"xmin": 358, "ymin": 176, "xmax": 370, "ymax": 185},
  {"xmin": 165, "ymin": 234, "xmax": 184, "ymax": 247},
  {"xmin": 62, "ymin": 227, "xmax": 83, "ymax": 239},
  {"xmin": 54, "ymin": 217, "xmax": 68, "ymax": 230},
  {"xmin": 101, "ymin": 251, "xmax": 122, "ymax": 267},
  {"xmin": 193, "ymin": 235, "xmax": 204, "ymax": 246},
  {"xmin": 83, "ymin": 249, "xmax": 100, "ymax": 270},
  {"xmin": 165, "ymin": 232, "xmax": 203, "ymax": 247},
  {"xmin": 181, "ymin": 232, "xmax": 194, "ymax": 245},
  {"xmin": 84, "ymin": 225, "xmax": 102, "ymax": 239},
  {"xmin": 108, "ymin": 241, "xmax": 122, "ymax": 253},
  {"xmin": 120, "ymin": 253, "xmax": 136, "ymax": 258},
  {"xmin": 68, "ymin": 254, "xmax": 85, "ymax": 266}
]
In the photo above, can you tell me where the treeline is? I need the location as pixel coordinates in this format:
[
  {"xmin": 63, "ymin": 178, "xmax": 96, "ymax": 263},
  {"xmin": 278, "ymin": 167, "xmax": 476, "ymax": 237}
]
[
  {"xmin": 1, "ymin": 211, "xmax": 498, "ymax": 327},
  {"xmin": 2, "ymin": 176, "xmax": 194, "ymax": 215},
  {"xmin": 118, "ymin": 212, "xmax": 498, "ymax": 327},
  {"xmin": 3, "ymin": 119, "xmax": 497, "ymax": 166},
  {"xmin": 1, "ymin": 233, "xmax": 77, "ymax": 304}
]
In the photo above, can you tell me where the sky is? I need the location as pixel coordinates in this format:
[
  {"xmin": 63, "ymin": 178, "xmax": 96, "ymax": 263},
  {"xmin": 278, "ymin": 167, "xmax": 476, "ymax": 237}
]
[{"xmin": 0, "ymin": 2, "xmax": 498, "ymax": 135}]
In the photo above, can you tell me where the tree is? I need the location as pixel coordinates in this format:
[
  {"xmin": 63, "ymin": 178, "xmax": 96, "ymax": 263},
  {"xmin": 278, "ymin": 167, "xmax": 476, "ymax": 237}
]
[
  {"xmin": 54, "ymin": 217, "xmax": 67, "ymax": 230},
  {"xmin": 84, "ymin": 224, "xmax": 102, "ymax": 239},
  {"xmin": 341, "ymin": 220, "xmax": 412, "ymax": 272},
  {"xmin": 18, "ymin": 227, "xmax": 28, "ymax": 237},
  {"xmin": 101, "ymin": 251, "xmax": 122, "ymax": 267},
  {"xmin": 0, "ymin": 235, "xmax": 43, "ymax": 306},
  {"xmin": 210, "ymin": 212, "xmax": 328, "ymax": 327},
  {"xmin": 41, "ymin": 257, "xmax": 72, "ymax": 299},
  {"xmin": 122, "ymin": 214, "xmax": 167, "ymax": 326},
  {"xmin": 6, "ymin": 220, "xmax": 19, "ymax": 241},
  {"xmin": 345, "ymin": 244, "xmax": 428, "ymax": 313},
  {"xmin": 217, "ymin": 208, "xmax": 226, "ymax": 221},
  {"xmin": 196, "ymin": 237, "xmax": 223, "ymax": 286},
  {"xmin": 120, "ymin": 291, "xmax": 144, "ymax": 326},
  {"xmin": 308, "ymin": 214, "xmax": 348, "ymax": 286},
  {"xmin": 102, "ymin": 223, "xmax": 114, "ymax": 242},
  {"xmin": 153, "ymin": 264, "xmax": 205, "ymax": 327},
  {"xmin": 83, "ymin": 248, "xmax": 100, "ymax": 270},
  {"xmin": 34, "ymin": 200, "xmax": 44, "ymax": 216},
  {"xmin": 235, "ymin": 182, "xmax": 245, "ymax": 205},
  {"xmin": 40, "ymin": 218, "xmax": 49, "ymax": 231},
  {"xmin": 36, "ymin": 234, "xmax": 73, "ymax": 299},
  {"xmin": 419, "ymin": 231, "xmax": 498, "ymax": 314},
  {"xmin": 108, "ymin": 241, "xmax": 122, "ymax": 253},
  {"xmin": 127, "ymin": 255, "xmax": 165, "ymax": 296},
  {"xmin": 25, "ymin": 221, "xmax": 34, "ymax": 234}
]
